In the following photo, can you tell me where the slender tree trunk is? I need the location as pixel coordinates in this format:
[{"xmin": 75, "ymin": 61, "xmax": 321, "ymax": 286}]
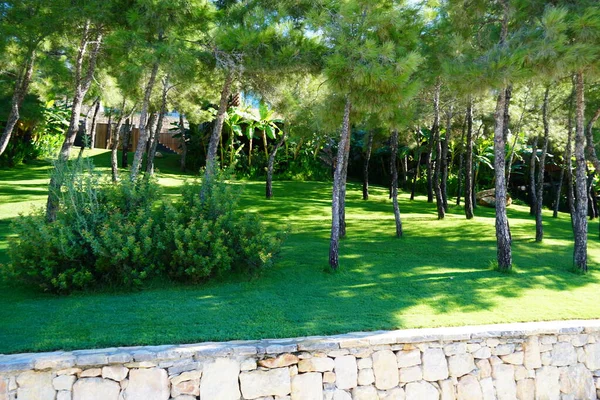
[
  {"xmin": 457, "ymin": 116, "xmax": 466, "ymax": 206},
  {"xmin": 391, "ymin": 129, "xmax": 403, "ymax": 237},
  {"xmin": 121, "ymin": 118, "xmax": 131, "ymax": 168},
  {"xmin": 465, "ymin": 99, "xmax": 474, "ymax": 219},
  {"xmin": 441, "ymin": 106, "xmax": 452, "ymax": 211},
  {"xmin": 506, "ymin": 87, "xmax": 529, "ymax": 188},
  {"xmin": 362, "ymin": 131, "xmax": 374, "ymax": 200},
  {"xmin": 529, "ymin": 136, "xmax": 538, "ymax": 216},
  {"xmin": 584, "ymin": 105, "xmax": 600, "ymax": 178},
  {"xmin": 402, "ymin": 155, "xmax": 408, "ymax": 188},
  {"xmin": 89, "ymin": 98, "xmax": 100, "ymax": 149},
  {"xmin": 179, "ymin": 114, "xmax": 187, "ymax": 172},
  {"xmin": 205, "ymin": 70, "xmax": 234, "ymax": 176},
  {"xmin": 410, "ymin": 151, "xmax": 421, "ymax": 201},
  {"xmin": 426, "ymin": 138, "xmax": 433, "ymax": 203},
  {"xmin": 146, "ymin": 77, "xmax": 169, "ymax": 176},
  {"xmin": 46, "ymin": 25, "xmax": 102, "ymax": 222},
  {"xmin": 494, "ymin": 86, "xmax": 512, "ymax": 271},
  {"xmin": 266, "ymin": 131, "xmax": 287, "ymax": 199},
  {"xmin": 432, "ymin": 81, "xmax": 445, "ymax": 219},
  {"xmin": 535, "ymin": 87, "xmax": 550, "ymax": 242},
  {"xmin": 329, "ymin": 97, "xmax": 351, "ymax": 270},
  {"xmin": 130, "ymin": 59, "xmax": 160, "ymax": 181},
  {"xmin": 111, "ymin": 109, "xmax": 128, "ymax": 183},
  {"xmin": 0, "ymin": 49, "xmax": 37, "ymax": 156},
  {"xmin": 573, "ymin": 72, "xmax": 588, "ymax": 272},
  {"xmin": 339, "ymin": 124, "xmax": 351, "ymax": 239}
]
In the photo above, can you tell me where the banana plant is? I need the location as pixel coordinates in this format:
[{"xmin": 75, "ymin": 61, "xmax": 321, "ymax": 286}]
[{"xmin": 256, "ymin": 101, "xmax": 283, "ymax": 159}]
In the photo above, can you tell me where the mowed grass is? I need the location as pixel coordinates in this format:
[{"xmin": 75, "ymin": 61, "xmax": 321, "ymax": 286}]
[{"xmin": 0, "ymin": 149, "xmax": 599, "ymax": 354}]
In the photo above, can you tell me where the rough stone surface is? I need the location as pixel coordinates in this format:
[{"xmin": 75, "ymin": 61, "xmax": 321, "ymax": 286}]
[
  {"xmin": 500, "ymin": 351, "xmax": 523, "ymax": 365},
  {"xmin": 422, "ymin": 348, "xmax": 449, "ymax": 381},
  {"xmin": 352, "ymin": 385, "xmax": 378, "ymax": 400},
  {"xmin": 171, "ymin": 379, "xmax": 200, "ymax": 397},
  {"xmin": 379, "ymin": 387, "xmax": 406, "ymax": 400},
  {"xmin": 124, "ymin": 368, "xmax": 169, "ymax": 400},
  {"xmin": 102, "ymin": 366, "xmax": 128, "ymax": 382},
  {"xmin": 259, "ymin": 354, "xmax": 299, "ymax": 369},
  {"xmin": 199, "ymin": 358, "xmax": 240, "ymax": 400},
  {"xmin": 444, "ymin": 343, "xmax": 467, "ymax": 356},
  {"xmin": 552, "ymin": 342, "xmax": 577, "ymax": 367},
  {"xmin": 494, "ymin": 344, "xmax": 515, "ymax": 356},
  {"xmin": 475, "ymin": 359, "xmax": 492, "ymax": 379},
  {"xmin": 170, "ymin": 370, "xmax": 201, "ymax": 386},
  {"xmin": 524, "ymin": 336, "xmax": 542, "ymax": 370},
  {"xmin": 357, "ymin": 368, "xmax": 374, "ymax": 386},
  {"xmin": 456, "ymin": 375, "xmax": 482, "ymax": 400},
  {"xmin": 240, "ymin": 368, "xmax": 291, "ymax": 399},
  {"xmin": 333, "ymin": 389, "xmax": 352, "ymax": 400},
  {"xmin": 559, "ymin": 363, "xmax": 595, "ymax": 400},
  {"xmin": 479, "ymin": 377, "xmax": 495, "ymax": 400},
  {"xmin": 584, "ymin": 343, "xmax": 600, "ymax": 370},
  {"xmin": 439, "ymin": 378, "xmax": 455, "ymax": 400},
  {"xmin": 357, "ymin": 358, "xmax": 372, "ymax": 369},
  {"xmin": 492, "ymin": 363, "xmax": 516, "ymax": 400},
  {"xmin": 516, "ymin": 379, "xmax": 534, "ymax": 400},
  {"xmin": 448, "ymin": 354, "xmax": 475, "ymax": 378},
  {"xmin": 73, "ymin": 378, "xmax": 120, "ymax": 400},
  {"xmin": 53, "ymin": 374, "xmax": 76, "ymax": 391},
  {"xmin": 372, "ymin": 350, "xmax": 399, "ymax": 390},
  {"xmin": 334, "ymin": 356, "xmax": 357, "ymax": 390},
  {"xmin": 472, "ymin": 347, "xmax": 491, "ymax": 359},
  {"xmin": 291, "ymin": 372, "xmax": 322, "ymax": 400},
  {"xmin": 536, "ymin": 366, "xmax": 560, "ymax": 400},
  {"xmin": 80, "ymin": 368, "xmax": 102, "ymax": 377},
  {"xmin": 16, "ymin": 371, "xmax": 55, "ymax": 400},
  {"xmin": 298, "ymin": 357, "xmax": 334, "ymax": 372},
  {"xmin": 405, "ymin": 381, "xmax": 440, "ymax": 400},
  {"xmin": 399, "ymin": 365, "xmax": 423, "ymax": 383},
  {"xmin": 397, "ymin": 350, "xmax": 421, "ymax": 368}
]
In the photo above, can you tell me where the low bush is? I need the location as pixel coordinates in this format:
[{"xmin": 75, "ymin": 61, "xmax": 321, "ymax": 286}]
[{"xmin": 5, "ymin": 161, "xmax": 283, "ymax": 293}]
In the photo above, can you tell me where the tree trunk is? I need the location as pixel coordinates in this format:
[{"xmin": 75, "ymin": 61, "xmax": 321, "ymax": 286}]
[
  {"xmin": 494, "ymin": 87, "xmax": 512, "ymax": 271},
  {"xmin": 121, "ymin": 118, "xmax": 131, "ymax": 168},
  {"xmin": 457, "ymin": 116, "xmax": 466, "ymax": 206},
  {"xmin": 573, "ymin": 71, "xmax": 588, "ymax": 272},
  {"xmin": 339, "ymin": 123, "xmax": 351, "ymax": 239},
  {"xmin": 90, "ymin": 98, "xmax": 100, "ymax": 149},
  {"xmin": 329, "ymin": 97, "xmax": 351, "ymax": 270},
  {"xmin": 426, "ymin": 138, "xmax": 433, "ymax": 203},
  {"xmin": 146, "ymin": 77, "xmax": 169, "ymax": 176},
  {"xmin": 464, "ymin": 99, "xmax": 474, "ymax": 219},
  {"xmin": 110, "ymin": 105, "xmax": 129, "ymax": 183},
  {"xmin": 266, "ymin": 130, "xmax": 287, "ymax": 199},
  {"xmin": 179, "ymin": 114, "xmax": 187, "ymax": 172},
  {"xmin": 529, "ymin": 136, "xmax": 538, "ymax": 216},
  {"xmin": 0, "ymin": 49, "xmax": 36, "ymax": 156},
  {"xmin": 556, "ymin": 86, "xmax": 574, "ymax": 219},
  {"xmin": 362, "ymin": 131, "xmax": 374, "ymax": 200},
  {"xmin": 46, "ymin": 25, "xmax": 102, "ymax": 222},
  {"xmin": 506, "ymin": 87, "xmax": 529, "ymax": 188},
  {"xmin": 432, "ymin": 81, "xmax": 445, "ymax": 219},
  {"xmin": 441, "ymin": 106, "xmax": 452, "ymax": 211},
  {"xmin": 410, "ymin": 128, "xmax": 421, "ymax": 201},
  {"xmin": 535, "ymin": 86, "xmax": 550, "ymax": 242},
  {"xmin": 391, "ymin": 129, "xmax": 403, "ymax": 236},
  {"xmin": 130, "ymin": 59, "xmax": 160, "ymax": 181}
]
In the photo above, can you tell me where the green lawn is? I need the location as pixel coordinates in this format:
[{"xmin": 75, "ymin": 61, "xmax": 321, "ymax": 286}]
[{"xmin": 0, "ymin": 149, "xmax": 599, "ymax": 354}]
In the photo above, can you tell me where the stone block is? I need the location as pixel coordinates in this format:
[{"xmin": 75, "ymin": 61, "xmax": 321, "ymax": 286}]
[
  {"xmin": 444, "ymin": 343, "xmax": 467, "ymax": 356},
  {"xmin": 170, "ymin": 370, "xmax": 201, "ymax": 386},
  {"xmin": 333, "ymin": 389, "xmax": 352, "ymax": 400},
  {"xmin": 422, "ymin": 348, "xmax": 448, "ymax": 381},
  {"xmin": 372, "ymin": 350, "xmax": 399, "ymax": 390},
  {"xmin": 479, "ymin": 377, "xmax": 495, "ymax": 400},
  {"xmin": 439, "ymin": 378, "xmax": 455, "ymax": 400},
  {"xmin": 457, "ymin": 375, "xmax": 482, "ymax": 400},
  {"xmin": 357, "ymin": 368, "xmax": 374, "ymax": 386},
  {"xmin": 523, "ymin": 336, "xmax": 542, "ymax": 370},
  {"xmin": 200, "ymin": 358, "xmax": 240, "ymax": 400},
  {"xmin": 397, "ymin": 350, "xmax": 421, "ymax": 368},
  {"xmin": 357, "ymin": 358, "xmax": 372, "ymax": 369},
  {"xmin": 53, "ymin": 374, "xmax": 76, "ymax": 391},
  {"xmin": 405, "ymin": 381, "xmax": 440, "ymax": 400},
  {"xmin": 584, "ymin": 343, "xmax": 600, "ymax": 370},
  {"xmin": 80, "ymin": 368, "xmax": 102, "ymax": 377},
  {"xmin": 324, "ymin": 371, "xmax": 336, "ymax": 383},
  {"xmin": 72, "ymin": 378, "xmax": 120, "ymax": 400},
  {"xmin": 240, "ymin": 368, "xmax": 291, "ymax": 399},
  {"xmin": 291, "ymin": 372, "xmax": 322, "ymax": 400},
  {"xmin": 352, "ymin": 385, "xmax": 378, "ymax": 400},
  {"xmin": 501, "ymin": 351, "xmax": 523, "ymax": 365},
  {"xmin": 559, "ymin": 363, "xmax": 595, "ymax": 400},
  {"xmin": 16, "ymin": 371, "xmax": 55, "ymax": 400},
  {"xmin": 493, "ymin": 344, "xmax": 515, "ymax": 356},
  {"xmin": 334, "ymin": 355, "xmax": 357, "ymax": 390},
  {"xmin": 124, "ymin": 368, "xmax": 169, "ymax": 400},
  {"xmin": 298, "ymin": 357, "xmax": 334, "ymax": 372},
  {"xmin": 171, "ymin": 379, "xmax": 200, "ymax": 398},
  {"xmin": 102, "ymin": 366, "xmax": 128, "ymax": 382},
  {"xmin": 475, "ymin": 358, "xmax": 491, "ymax": 379},
  {"xmin": 551, "ymin": 342, "xmax": 577, "ymax": 367},
  {"xmin": 492, "ymin": 363, "xmax": 516, "ymax": 400},
  {"xmin": 536, "ymin": 366, "xmax": 560, "ymax": 400},
  {"xmin": 259, "ymin": 354, "xmax": 299, "ymax": 369},
  {"xmin": 241, "ymin": 358, "xmax": 258, "ymax": 371},
  {"xmin": 35, "ymin": 354, "xmax": 76, "ymax": 370},
  {"xmin": 516, "ymin": 378, "xmax": 534, "ymax": 400},
  {"xmin": 448, "ymin": 354, "xmax": 475, "ymax": 378}
]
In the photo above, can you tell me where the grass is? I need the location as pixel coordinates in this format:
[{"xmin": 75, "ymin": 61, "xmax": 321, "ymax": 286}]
[{"xmin": 0, "ymin": 149, "xmax": 599, "ymax": 354}]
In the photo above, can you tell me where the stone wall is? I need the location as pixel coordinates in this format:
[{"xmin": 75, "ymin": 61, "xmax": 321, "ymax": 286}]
[{"xmin": 1, "ymin": 320, "xmax": 600, "ymax": 400}]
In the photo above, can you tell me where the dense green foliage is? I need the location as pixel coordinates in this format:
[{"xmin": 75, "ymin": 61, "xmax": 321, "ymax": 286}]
[{"xmin": 4, "ymin": 157, "xmax": 282, "ymax": 293}]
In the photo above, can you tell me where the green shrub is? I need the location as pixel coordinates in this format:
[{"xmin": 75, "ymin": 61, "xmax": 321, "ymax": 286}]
[{"xmin": 5, "ymin": 162, "xmax": 283, "ymax": 293}]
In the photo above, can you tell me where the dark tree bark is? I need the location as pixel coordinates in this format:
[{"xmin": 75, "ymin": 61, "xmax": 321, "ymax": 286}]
[
  {"xmin": 529, "ymin": 136, "xmax": 538, "ymax": 216},
  {"xmin": 573, "ymin": 71, "xmax": 588, "ymax": 272},
  {"xmin": 584, "ymin": 105, "xmax": 600, "ymax": 236},
  {"xmin": 46, "ymin": 24, "xmax": 102, "ymax": 222},
  {"xmin": 339, "ymin": 125, "xmax": 351, "ymax": 239},
  {"xmin": 0, "ymin": 49, "xmax": 37, "ymax": 156},
  {"xmin": 130, "ymin": 59, "xmax": 160, "ymax": 181},
  {"xmin": 390, "ymin": 129, "xmax": 403, "ymax": 237},
  {"xmin": 110, "ymin": 99, "xmax": 130, "ymax": 183},
  {"xmin": 204, "ymin": 70, "xmax": 234, "ymax": 193},
  {"xmin": 457, "ymin": 115, "xmax": 466, "ymax": 206},
  {"xmin": 494, "ymin": 86, "xmax": 512, "ymax": 271},
  {"xmin": 179, "ymin": 114, "xmax": 187, "ymax": 172},
  {"xmin": 464, "ymin": 99, "xmax": 474, "ymax": 219},
  {"xmin": 266, "ymin": 130, "xmax": 287, "ymax": 199},
  {"xmin": 146, "ymin": 77, "xmax": 170, "ymax": 176},
  {"xmin": 410, "ymin": 128, "xmax": 421, "ymax": 201},
  {"xmin": 362, "ymin": 131, "xmax": 374, "ymax": 200},
  {"xmin": 535, "ymin": 87, "xmax": 550, "ymax": 242},
  {"xmin": 89, "ymin": 97, "xmax": 100, "ymax": 149},
  {"xmin": 432, "ymin": 81, "xmax": 445, "ymax": 219},
  {"xmin": 441, "ymin": 106, "xmax": 452, "ymax": 212},
  {"xmin": 121, "ymin": 118, "xmax": 131, "ymax": 168},
  {"xmin": 426, "ymin": 136, "xmax": 434, "ymax": 203},
  {"xmin": 329, "ymin": 97, "xmax": 351, "ymax": 270}
]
